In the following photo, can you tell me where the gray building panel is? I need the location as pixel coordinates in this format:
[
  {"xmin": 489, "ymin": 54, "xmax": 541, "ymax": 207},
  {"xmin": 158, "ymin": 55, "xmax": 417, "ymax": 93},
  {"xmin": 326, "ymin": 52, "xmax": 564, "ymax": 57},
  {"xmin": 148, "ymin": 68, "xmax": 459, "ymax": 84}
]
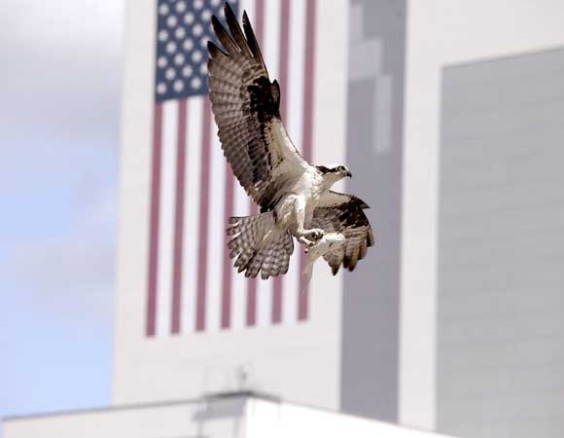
[
  {"xmin": 443, "ymin": 100, "xmax": 564, "ymax": 140},
  {"xmin": 443, "ymin": 70, "xmax": 564, "ymax": 115},
  {"xmin": 440, "ymin": 125, "xmax": 564, "ymax": 165},
  {"xmin": 437, "ymin": 48, "xmax": 564, "ymax": 438},
  {"xmin": 439, "ymin": 339, "xmax": 564, "ymax": 373},
  {"xmin": 440, "ymin": 287, "xmax": 564, "ymax": 320},
  {"xmin": 340, "ymin": 0, "xmax": 406, "ymax": 422},
  {"xmin": 439, "ymin": 313, "xmax": 564, "ymax": 346},
  {"xmin": 442, "ymin": 48, "xmax": 564, "ymax": 87}
]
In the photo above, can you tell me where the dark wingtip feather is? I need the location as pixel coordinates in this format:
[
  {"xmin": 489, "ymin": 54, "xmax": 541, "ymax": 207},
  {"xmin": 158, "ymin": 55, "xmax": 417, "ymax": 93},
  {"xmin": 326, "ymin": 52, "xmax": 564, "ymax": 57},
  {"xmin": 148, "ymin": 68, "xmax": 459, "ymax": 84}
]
[
  {"xmin": 211, "ymin": 14, "xmax": 222, "ymax": 31},
  {"xmin": 224, "ymin": 1, "xmax": 236, "ymax": 18},
  {"xmin": 242, "ymin": 9, "xmax": 265, "ymax": 64},
  {"xmin": 207, "ymin": 40, "xmax": 225, "ymax": 58},
  {"xmin": 367, "ymin": 229, "xmax": 375, "ymax": 247},
  {"xmin": 349, "ymin": 259, "xmax": 358, "ymax": 271},
  {"xmin": 331, "ymin": 265, "xmax": 340, "ymax": 276},
  {"xmin": 211, "ymin": 14, "xmax": 238, "ymax": 54},
  {"xmin": 223, "ymin": 2, "xmax": 253, "ymax": 56},
  {"xmin": 224, "ymin": 1, "xmax": 238, "ymax": 26},
  {"xmin": 358, "ymin": 199, "xmax": 370, "ymax": 209},
  {"xmin": 210, "ymin": 15, "xmax": 224, "ymax": 40}
]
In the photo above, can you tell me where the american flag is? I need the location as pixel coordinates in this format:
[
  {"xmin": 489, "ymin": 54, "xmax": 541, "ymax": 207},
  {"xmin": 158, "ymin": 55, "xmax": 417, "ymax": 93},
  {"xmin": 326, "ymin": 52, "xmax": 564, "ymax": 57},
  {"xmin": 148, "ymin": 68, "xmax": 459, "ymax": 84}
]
[{"xmin": 146, "ymin": 0, "xmax": 317, "ymax": 337}]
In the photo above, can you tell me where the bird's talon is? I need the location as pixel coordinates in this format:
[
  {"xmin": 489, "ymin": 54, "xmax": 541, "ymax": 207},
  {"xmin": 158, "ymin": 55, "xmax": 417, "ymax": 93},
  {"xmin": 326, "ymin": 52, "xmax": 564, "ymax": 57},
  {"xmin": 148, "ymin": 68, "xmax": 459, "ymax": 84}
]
[{"xmin": 310, "ymin": 229, "xmax": 324, "ymax": 241}]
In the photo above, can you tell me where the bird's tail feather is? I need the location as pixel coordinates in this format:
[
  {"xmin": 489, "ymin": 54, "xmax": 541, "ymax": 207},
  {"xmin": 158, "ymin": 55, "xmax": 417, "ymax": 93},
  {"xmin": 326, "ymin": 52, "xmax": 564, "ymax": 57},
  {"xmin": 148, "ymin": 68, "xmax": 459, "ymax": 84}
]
[{"xmin": 227, "ymin": 212, "xmax": 294, "ymax": 279}]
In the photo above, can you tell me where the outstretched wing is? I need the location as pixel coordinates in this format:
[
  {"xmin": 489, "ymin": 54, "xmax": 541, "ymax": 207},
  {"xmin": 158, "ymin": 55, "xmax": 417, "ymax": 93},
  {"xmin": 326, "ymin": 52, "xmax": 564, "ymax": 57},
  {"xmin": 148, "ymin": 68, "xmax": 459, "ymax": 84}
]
[
  {"xmin": 311, "ymin": 191, "xmax": 375, "ymax": 274},
  {"xmin": 207, "ymin": 3, "xmax": 308, "ymax": 211}
]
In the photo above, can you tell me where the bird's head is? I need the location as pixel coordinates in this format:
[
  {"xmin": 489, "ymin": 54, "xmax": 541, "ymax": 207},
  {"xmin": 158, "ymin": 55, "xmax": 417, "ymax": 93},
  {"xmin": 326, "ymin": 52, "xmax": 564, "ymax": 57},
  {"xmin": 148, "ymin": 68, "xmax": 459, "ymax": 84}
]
[{"xmin": 316, "ymin": 164, "xmax": 352, "ymax": 187}]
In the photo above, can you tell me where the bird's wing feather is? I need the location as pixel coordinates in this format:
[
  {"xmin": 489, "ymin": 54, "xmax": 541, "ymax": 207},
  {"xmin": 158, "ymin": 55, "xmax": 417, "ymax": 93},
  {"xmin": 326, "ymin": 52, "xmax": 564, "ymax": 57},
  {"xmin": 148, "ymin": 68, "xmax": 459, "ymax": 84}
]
[
  {"xmin": 311, "ymin": 191, "xmax": 375, "ymax": 274},
  {"xmin": 207, "ymin": 4, "xmax": 308, "ymax": 210}
]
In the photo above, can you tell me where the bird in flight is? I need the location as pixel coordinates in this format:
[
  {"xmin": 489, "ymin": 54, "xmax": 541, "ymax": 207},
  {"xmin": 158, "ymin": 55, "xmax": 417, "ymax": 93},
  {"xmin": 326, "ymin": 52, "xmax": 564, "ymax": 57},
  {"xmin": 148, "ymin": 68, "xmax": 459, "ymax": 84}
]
[{"xmin": 207, "ymin": 3, "xmax": 373, "ymax": 280}]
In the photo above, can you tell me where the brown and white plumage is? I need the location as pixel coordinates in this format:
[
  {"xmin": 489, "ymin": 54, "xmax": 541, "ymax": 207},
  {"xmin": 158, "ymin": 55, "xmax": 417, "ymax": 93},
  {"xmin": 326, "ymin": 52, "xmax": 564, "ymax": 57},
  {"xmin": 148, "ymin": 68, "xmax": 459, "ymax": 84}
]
[
  {"xmin": 208, "ymin": 4, "xmax": 374, "ymax": 279},
  {"xmin": 311, "ymin": 191, "xmax": 374, "ymax": 274},
  {"xmin": 207, "ymin": 4, "xmax": 307, "ymax": 212},
  {"xmin": 227, "ymin": 213, "xmax": 294, "ymax": 279}
]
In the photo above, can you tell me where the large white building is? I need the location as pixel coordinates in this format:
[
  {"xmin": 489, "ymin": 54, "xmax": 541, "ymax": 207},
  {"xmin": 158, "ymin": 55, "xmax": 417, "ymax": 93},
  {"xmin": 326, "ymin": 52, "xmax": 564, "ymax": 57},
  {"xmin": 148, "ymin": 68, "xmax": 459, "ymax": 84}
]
[
  {"xmin": 3, "ymin": 393, "xmax": 456, "ymax": 438},
  {"xmin": 4, "ymin": 1, "xmax": 564, "ymax": 437}
]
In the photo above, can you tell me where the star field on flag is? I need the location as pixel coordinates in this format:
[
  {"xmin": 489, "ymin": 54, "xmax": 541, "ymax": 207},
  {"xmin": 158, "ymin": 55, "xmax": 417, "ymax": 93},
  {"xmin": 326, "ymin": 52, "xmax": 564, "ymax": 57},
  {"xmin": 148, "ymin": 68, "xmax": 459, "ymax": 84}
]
[{"xmin": 155, "ymin": 0, "xmax": 237, "ymax": 101}]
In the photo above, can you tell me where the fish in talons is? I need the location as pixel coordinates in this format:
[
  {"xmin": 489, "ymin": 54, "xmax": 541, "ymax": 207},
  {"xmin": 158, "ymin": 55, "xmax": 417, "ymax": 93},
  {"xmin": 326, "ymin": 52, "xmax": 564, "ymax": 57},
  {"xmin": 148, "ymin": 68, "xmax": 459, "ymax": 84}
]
[{"xmin": 302, "ymin": 232, "xmax": 346, "ymax": 292}]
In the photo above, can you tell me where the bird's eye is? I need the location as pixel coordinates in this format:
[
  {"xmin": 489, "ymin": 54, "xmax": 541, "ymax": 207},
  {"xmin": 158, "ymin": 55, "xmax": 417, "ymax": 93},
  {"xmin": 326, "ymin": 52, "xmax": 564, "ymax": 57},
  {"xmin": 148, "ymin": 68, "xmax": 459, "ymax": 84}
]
[{"xmin": 337, "ymin": 166, "xmax": 345, "ymax": 172}]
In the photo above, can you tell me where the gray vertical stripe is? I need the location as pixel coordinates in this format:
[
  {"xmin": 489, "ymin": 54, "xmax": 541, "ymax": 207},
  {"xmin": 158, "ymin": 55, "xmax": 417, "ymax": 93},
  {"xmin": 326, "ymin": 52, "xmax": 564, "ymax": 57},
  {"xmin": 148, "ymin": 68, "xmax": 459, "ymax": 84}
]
[
  {"xmin": 437, "ymin": 47, "xmax": 564, "ymax": 438},
  {"xmin": 340, "ymin": 0, "xmax": 406, "ymax": 422}
]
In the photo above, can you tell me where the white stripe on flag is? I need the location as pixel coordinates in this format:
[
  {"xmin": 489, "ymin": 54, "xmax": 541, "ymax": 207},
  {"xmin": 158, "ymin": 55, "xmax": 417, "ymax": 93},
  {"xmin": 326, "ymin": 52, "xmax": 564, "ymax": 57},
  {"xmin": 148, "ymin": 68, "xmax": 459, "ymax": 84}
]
[
  {"xmin": 206, "ymin": 118, "xmax": 227, "ymax": 332},
  {"xmin": 256, "ymin": 0, "xmax": 281, "ymax": 328},
  {"xmin": 282, "ymin": 0, "xmax": 307, "ymax": 325},
  {"xmin": 156, "ymin": 100, "xmax": 178, "ymax": 337},
  {"xmin": 181, "ymin": 97, "xmax": 204, "ymax": 334},
  {"xmin": 231, "ymin": 178, "xmax": 250, "ymax": 330},
  {"xmin": 230, "ymin": 0, "xmax": 255, "ymax": 331}
]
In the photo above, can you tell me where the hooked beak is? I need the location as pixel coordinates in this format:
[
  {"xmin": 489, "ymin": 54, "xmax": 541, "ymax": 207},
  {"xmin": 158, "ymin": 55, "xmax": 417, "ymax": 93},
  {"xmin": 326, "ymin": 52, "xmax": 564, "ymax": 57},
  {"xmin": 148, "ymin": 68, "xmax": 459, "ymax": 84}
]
[{"xmin": 344, "ymin": 170, "xmax": 352, "ymax": 178}]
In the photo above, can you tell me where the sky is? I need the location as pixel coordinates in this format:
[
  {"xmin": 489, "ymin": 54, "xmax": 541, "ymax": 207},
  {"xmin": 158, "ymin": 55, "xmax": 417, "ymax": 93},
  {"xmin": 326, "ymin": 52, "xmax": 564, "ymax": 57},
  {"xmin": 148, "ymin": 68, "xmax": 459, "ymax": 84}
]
[{"xmin": 0, "ymin": 0, "xmax": 124, "ymax": 426}]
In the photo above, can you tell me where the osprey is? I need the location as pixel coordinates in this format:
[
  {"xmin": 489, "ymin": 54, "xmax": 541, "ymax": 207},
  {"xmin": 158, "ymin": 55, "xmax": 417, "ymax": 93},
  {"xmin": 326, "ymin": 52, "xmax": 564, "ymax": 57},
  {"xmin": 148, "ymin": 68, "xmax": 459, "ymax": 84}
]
[{"xmin": 207, "ymin": 3, "xmax": 374, "ymax": 279}]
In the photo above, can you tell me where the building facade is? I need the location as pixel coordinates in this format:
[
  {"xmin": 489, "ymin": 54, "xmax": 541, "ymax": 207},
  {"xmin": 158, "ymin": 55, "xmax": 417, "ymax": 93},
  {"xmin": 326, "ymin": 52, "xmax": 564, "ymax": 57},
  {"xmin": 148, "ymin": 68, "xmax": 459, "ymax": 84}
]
[
  {"xmin": 5, "ymin": 1, "xmax": 564, "ymax": 438},
  {"xmin": 112, "ymin": 0, "xmax": 408, "ymax": 424},
  {"xmin": 401, "ymin": 2, "xmax": 564, "ymax": 436}
]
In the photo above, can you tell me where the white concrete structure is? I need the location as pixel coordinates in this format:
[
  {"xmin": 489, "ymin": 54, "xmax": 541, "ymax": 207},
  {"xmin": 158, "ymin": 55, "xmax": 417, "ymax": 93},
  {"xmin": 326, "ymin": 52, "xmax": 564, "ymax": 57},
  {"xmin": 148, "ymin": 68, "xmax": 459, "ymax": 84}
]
[
  {"xmin": 3, "ymin": 393, "xmax": 456, "ymax": 438},
  {"xmin": 113, "ymin": 0, "xmax": 353, "ymax": 414},
  {"xmin": 4, "ymin": 1, "xmax": 564, "ymax": 438},
  {"xmin": 401, "ymin": 1, "xmax": 564, "ymax": 435}
]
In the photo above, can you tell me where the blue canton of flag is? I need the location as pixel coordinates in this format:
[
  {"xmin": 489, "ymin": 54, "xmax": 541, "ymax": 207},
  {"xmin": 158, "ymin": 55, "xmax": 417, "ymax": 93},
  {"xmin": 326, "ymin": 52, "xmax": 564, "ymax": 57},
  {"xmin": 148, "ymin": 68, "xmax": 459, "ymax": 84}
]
[{"xmin": 155, "ymin": 0, "xmax": 239, "ymax": 102}]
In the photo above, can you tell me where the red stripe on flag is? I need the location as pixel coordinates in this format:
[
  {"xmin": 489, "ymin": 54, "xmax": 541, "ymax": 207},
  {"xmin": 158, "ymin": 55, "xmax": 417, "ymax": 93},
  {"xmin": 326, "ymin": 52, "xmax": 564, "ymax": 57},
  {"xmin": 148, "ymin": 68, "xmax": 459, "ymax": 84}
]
[
  {"xmin": 246, "ymin": 279, "xmax": 257, "ymax": 326},
  {"xmin": 278, "ymin": 0, "xmax": 290, "ymax": 119},
  {"xmin": 271, "ymin": 0, "xmax": 291, "ymax": 324},
  {"xmin": 171, "ymin": 99, "xmax": 187, "ymax": 334},
  {"xmin": 298, "ymin": 0, "xmax": 317, "ymax": 321},
  {"xmin": 246, "ymin": 0, "xmax": 265, "ymax": 327},
  {"xmin": 221, "ymin": 169, "xmax": 235, "ymax": 329},
  {"xmin": 253, "ymin": 0, "xmax": 265, "ymax": 64},
  {"xmin": 146, "ymin": 103, "xmax": 163, "ymax": 337},
  {"xmin": 196, "ymin": 99, "xmax": 213, "ymax": 332}
]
